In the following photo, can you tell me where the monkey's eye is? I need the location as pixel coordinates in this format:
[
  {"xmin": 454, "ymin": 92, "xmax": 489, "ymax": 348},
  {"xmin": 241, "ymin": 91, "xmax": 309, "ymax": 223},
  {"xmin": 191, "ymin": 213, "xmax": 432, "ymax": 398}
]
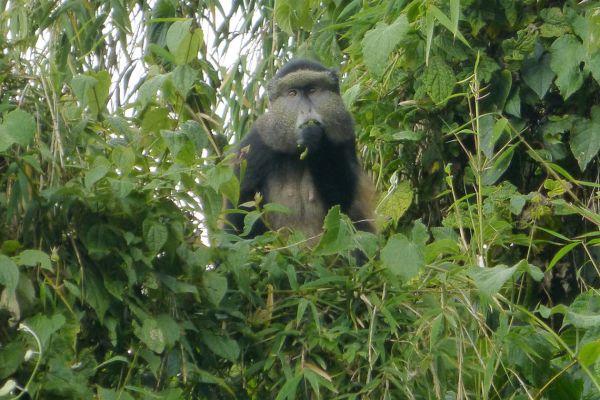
[
  {"xmin": 288, "ymin": 89, "xmax": 298, "ymax": 97},
  {"xmin": 307, "ymin": 87, "xmax": 316, "ymax": 94}
]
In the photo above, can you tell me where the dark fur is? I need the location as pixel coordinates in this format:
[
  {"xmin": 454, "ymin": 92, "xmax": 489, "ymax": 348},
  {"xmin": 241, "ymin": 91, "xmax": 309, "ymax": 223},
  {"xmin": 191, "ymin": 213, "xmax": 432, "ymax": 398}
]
[{"xmin": 227, "ymin": 59, "xmax": 373, "ymax": 237}]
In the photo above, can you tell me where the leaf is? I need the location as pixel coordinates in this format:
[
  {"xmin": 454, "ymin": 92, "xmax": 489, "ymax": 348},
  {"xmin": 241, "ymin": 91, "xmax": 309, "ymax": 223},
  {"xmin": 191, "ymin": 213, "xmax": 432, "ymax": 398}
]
[
  {"xmin": 468, "ymin": 265, "xmax": 516, "ymax": 296},
  {"xmin": 156, "ymin": 314, "xmax": 180, "ymax": 349},
  {"xmin": 110, "ymin": 145, "xmax": 136, "ymax": 174},
  {"xmin": 135, "ymin": 318, "xmax": 166, "ymax": 353},
  {"xmin": 138, "ymin": 74, "xmax": 167, "ymax": 108},
  {"xmin": 547, "ymin": 241, "xmax": 580, "ymax": 272},
  {"xmin": 85, "ymin": 156, "xmax": 111, "ymax": 188},
  {"xmin": 564, "ymin": 311, "xmax": 600, "ymax": 329},
  {"xmin": 201, "ymin": 331, "xmax": 240, "ymax": 362},
  {"xmin": 381, "ymin": 233, "xmax": 424, "ymax": 281},
  {"xmin": 314, "ymin": 206, "xmax": 354, "ymax": 255},
  {"xmin": 273, "ymin": 0, "xmax": 293, "ymax": 35},
  {"xmin": 84, "ymin": 268, "xmax": 110, "ymax": 322},
  {"xmin": 362, "ymin": 15, "xmax": 410, "ymax": 79},
  {"xmin": 143, "ymin": 219, "xmax": 169, "ymax": 255},
  {"xmin": 166, "ymin": 20, "xmax": 203, "ymax": 65},
  {"xmin": 13, "ymin": 249, "xmax": 52, "ymax": 271},
  {"xmin": 422, "ymin": 56, "xmax": 456, "ymax": 104},
  {"xmin": 578, "ymin": 340, "xmax": 600, "ymax": 367},
  {"xmin": 202, "ymin": 271, "xmax": 227, "ymax": 306},
  {"xmin": 428, "ymin": 5, "xmax": 470, "ymax": 48},
  {"xmin": 275, "ymin": 373, "xmax": 302, "ymax": 400},
  {"xmin": 0, "ymin": 342, "xmax": 25, "ymax": 380},
  {"xmin": 0, "ymin": 255, "xmax": 19, "ymax": 294},
  {"xmin": 166, "ymin": 20, "xmax": 192, "ymax": 54},
  {"xmin": 71, "ymin": 71, "xmax": 111, "ymax": 115},
  {"xmin": 0, "ymin": 109, "xmax": 36, "ymax": 151},
  {"xmin": 171, "ymin": 64, "xmax": 198, "ymax": 97},
  {"xmin": 25, "ymin": 313, "xmax": 66, "ymax": 350},
  {"xmin": 522, "ymin": 53, "xmax": 555, "ymax": 99},
  {"xmin": 481, "ymin": 145, "xmax": 515, "ymax": 185},
  {"xmin": 479, "ymin": 116, "xmax": 508, "ymax": 158},
  {"xmin": 570, "ymin": 106, "xmax": 600, "ymax": 171},
  {"xmin": 549, "ymin": 35, "xmax": 585, "ymax": 99},
  {"xmin": 377, "ymin": 181, "xmax": 413, "ymax": 225},
  {"xmin": 180, "ymin": 120, "xmax": 209, "ymax": 152}
]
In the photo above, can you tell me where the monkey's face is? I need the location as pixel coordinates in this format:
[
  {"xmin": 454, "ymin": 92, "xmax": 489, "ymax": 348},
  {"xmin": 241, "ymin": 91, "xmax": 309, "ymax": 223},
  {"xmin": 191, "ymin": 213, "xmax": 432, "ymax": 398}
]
[{"xmin": 258, "ymin": 69, "xmax": 355, "ymax": 154}]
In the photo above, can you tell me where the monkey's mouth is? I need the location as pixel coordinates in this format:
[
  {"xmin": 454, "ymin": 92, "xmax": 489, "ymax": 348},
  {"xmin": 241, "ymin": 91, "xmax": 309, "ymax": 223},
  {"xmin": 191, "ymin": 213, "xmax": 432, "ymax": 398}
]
[{"xmin": 296, "ymin": 120, "xmax": 324, "ymax": 156}]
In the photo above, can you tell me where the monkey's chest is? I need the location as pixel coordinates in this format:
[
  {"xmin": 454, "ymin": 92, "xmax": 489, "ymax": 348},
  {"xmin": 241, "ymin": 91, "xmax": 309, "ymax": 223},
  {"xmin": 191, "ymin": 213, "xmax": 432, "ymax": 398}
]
[{"xmin": 263, "ymin": 166, "xmax": 326, "ymax": 237}]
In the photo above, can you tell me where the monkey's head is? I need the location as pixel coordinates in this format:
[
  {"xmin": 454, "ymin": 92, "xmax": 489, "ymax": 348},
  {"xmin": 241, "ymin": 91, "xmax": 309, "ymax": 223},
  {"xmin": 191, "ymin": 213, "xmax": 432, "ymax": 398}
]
[{"xmin": 255, "ymin": 59, "xmax": 355, "ymax": 154}]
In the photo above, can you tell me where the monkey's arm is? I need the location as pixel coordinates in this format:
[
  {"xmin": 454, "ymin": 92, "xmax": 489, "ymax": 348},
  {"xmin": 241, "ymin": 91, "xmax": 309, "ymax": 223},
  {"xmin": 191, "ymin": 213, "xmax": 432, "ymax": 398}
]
[
  {"xmin": 306, "ymin": 139, "xmax": 375, "ymax": 233},
  {"xmin": 225, "ymin": 130, "xmax": 276, "ymax": 235}
]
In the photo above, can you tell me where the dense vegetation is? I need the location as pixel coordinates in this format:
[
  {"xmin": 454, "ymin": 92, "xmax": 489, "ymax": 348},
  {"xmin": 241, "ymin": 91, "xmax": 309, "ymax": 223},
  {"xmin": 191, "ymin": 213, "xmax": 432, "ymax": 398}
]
[{"xmin": 1, "ymin": 0, "xmax": 599, "ymax": 398}]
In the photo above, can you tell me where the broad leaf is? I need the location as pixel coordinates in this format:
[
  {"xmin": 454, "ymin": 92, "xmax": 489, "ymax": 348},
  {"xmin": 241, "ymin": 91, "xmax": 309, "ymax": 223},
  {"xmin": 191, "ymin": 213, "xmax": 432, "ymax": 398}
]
[
  {"xmin": 0, "ymin": 255, "xmax": 19, "ymax": 294},
  {"xmin": 549, "ymin": 35, "xmax": 585, "ymax": 99},
  {"xmin": 362, "ymin": 15, "xmax": 410, "ymax": 79},
  {"xmin": 422, "ymin": 56, "xmax": 456, "ymax": 104},
  {"xmin": 202, "ymin": 331, "xmax": 240, "ymax": 362},
  {"xmin": 0, "ymin": 109, "xmax": 35, "ymax": 150},
  {"xmin": 469, "ymin": 265, "xmax": 516, "ymax": 296},
  {"xmin": 202, "ymin": 271, "xmax": 227, "ymax": 306},
  {"xmin": 570, "ymin": 106, "xmax": 600, "ymax": 171},
  {"xmin": 522, "ymin": 53, "xmax": 555, "ymax": 99},
  {"xmin": 381, "ymin": 233, "xmax": 424, "ymax": 281}
]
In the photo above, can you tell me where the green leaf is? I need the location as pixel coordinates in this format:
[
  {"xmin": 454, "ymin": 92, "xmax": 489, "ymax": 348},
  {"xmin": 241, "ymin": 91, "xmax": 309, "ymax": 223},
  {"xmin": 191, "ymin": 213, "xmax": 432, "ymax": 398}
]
[
  {"xmin": 479, "ymin": 116, "xmax": 508, "ymax": 159},
  {"xmin": 314, "ymin": 206, "xmax": 354, "ymax": 255},
  {"xmin": 135, "ymin": 318, "xmax": 166, "ymax": 353},
  {"xmin": 171, "ymin": 64, "xmax": 198, "ymax": 97},
  {"xmin": 377, "ymin": 181, "xmax": 413, "ymax": 225},
  {"xmin": 564, "ymin": 311, "xmax": 600, "ymax": 329},
  {"xmin": 166, "ymin": 20, "xmax": 192, "ymax": 54},
  {"xmin": 110, "ymin": 145, "xmax": 136, "ymax": 175},
  {"xmin": 138, "ymin": 75, "xmax": 167, "ymax": 108},
  {"xmin": 481, "ymin": 145, "xmax": 515, "ymax": 185},
  {"xmin": 13, "ymin": 249, "xmax": 52, "ymax": 271},
  {"xmin": 275, "ymin": 373, "xmax": 302, "ymax": 400},
  {"xmin": 362, "ymin": 15, "xmax": 410, "ymax": 79},
  {"xmin": 84, "ymin": 268, "xmax": 110, "ymax": 322},
  {"xmin": 381, "ymin": 233, "xmax": 424, "ymax": 281},
  {"xmin": 570, "ymin": 106, "xmax": 600, "ymax": 171},
  {"xmin": 71, "ymin": 71, "xmax": 111, "ymax": 115},
  {"xmin": 274, "ymin": 0, "xmax": 294, "ymax": 35},
  {"xmin": 85, "ymin": 156, "xmax": 111, "ymax": 188},
  {"xmin": 0, "ymin": 109, "xmax": 36, "ymax": 150},
  {"xmin": 428, "ymin": 5, "xmax": 470, "ymax": 48},
  {"xmin": 156, "ymin": 314, "xmax": 180, "ymax": 349},
  {"xmin": 0, "ymin": 255, "xmax": 19, "ymax": 294},
  {"xmin": 550, "ymin": 35, "xmax": 585, "ymax": 99},
  {"xmin": 202, "ymin": 271, "xmax": 227, "ymax": 306},
  {"xmin": 522, "ymin": 53, "xmax": 555, "ymax": 99},
  {"xmin": 422, "ymin": 56, "xmax": 456, "ymax": 104},
  {"xmin": 469, "ymin": 265, "xmax": 516, "ymax": 296},
  {"xmin": 547, "ymin": 241, "xmax": 580, "ymax": 272},
  {"xmin": 25, "ymin": 313, "xmax": 66, "ymax": 350},
  {"xmin": 201, "ymin": 331, "xmax": 240, "ymax": 362},
  {"xmin": 143, "ymin": 219, "xmax": 169, "ymax": 255},
  {"xmin": 166, "ymin": 20, "xmax": 203, "ymax": 65},
  {"xmin": 181, "ymin": 120, "xmax": 208, "ymax": 152},
  {"xmin": 578, "ymin": 340, "xmax": 600, "ymax": 367},
  {"xmin": 0, "ymin": 342, "xmax": 25, "ymax": 380}
]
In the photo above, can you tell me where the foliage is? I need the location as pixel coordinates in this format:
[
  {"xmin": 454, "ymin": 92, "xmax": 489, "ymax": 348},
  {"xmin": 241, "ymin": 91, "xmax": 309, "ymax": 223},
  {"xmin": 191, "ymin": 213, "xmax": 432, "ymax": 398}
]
[{"xmin": 0, "ymin": 0, "xmax": 599, "ymax": 399}]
